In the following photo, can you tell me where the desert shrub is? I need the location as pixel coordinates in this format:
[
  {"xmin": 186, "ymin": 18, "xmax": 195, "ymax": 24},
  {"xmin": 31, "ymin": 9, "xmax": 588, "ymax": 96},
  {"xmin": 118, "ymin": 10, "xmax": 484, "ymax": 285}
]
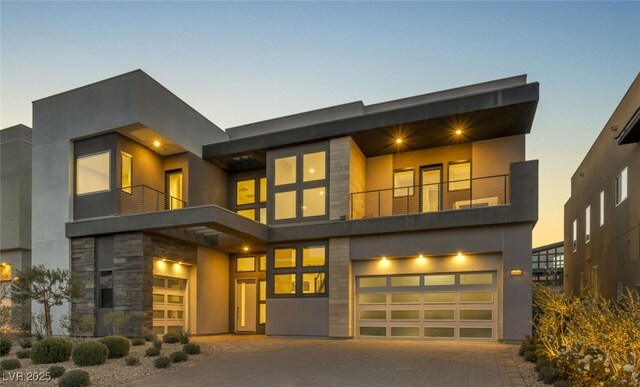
[
  {"xmin": 143, "ymin": 332, "xmax": 155, "ymax": 342},
  {"xmin": 98, "ymin": 335, "xmax": 130, "ymax": 359},
  {"xmin": 175, "ymin": 328, "xmax": 192, "ymax": 344},
  {"xmin": 101, "ymin": 311, "xmax": 129, "ymax": 336},
  {"xmin": 16, "ymin": 349, "xmax": 31, "ymax": 359},
  {"xmin": 535, "ymin": 358, "xmax": 551, "ymax": 372},
  {"xmin": 31, "ymin": 337, "xmax": 73, "ymax": 364},
  {"xmin": 183, "ymin": 343, "xmax": 200, "ymax": 355},
  {"xmin": 153, "ymin": 356, "xmax": 171, "ymax": 369},
  {"xmin": 518, "ymin": 336, "xmax": 535, "ymax": 356},
  {"xmin": 553, "ymin": 381, "xmax": 571, "ymax": 387},
  {"xmin": 72, "ymin": 341, "xmax": 108, "ymax": 366},
  {"xmin": 162, "ymin": 332, "xmax": 180, "ymax": 344},
  {"xmin": 0, "ymin": 336, "xmax": 11, "ymax": 356},
  {"xmin": 47, "ymin": 365, "xmax": 65, "ymax": 378},
  {"xmin": 18, "ymin": 337, "xmax": 32, "ymax": 349},
  {"xmin": 57, "ymin": 369, "xmax": 90, "ymax": 387},
  {"xmin": 153, "ymin": 338, "xmax": 162, "ymax": 349},
  {"xmin": 131, "ymin": 337, "xmax": 145, "ymax": 346},
  {"xmin": 145, "ymin": 347, "xmax": 160, "ymax": 357},
  {"xmin": 125, "ymin": 355, "xmax": 140, "ymax": 366},
  {"xmin": 169, "ymin": 350, "xmax": 188, "ymax": 363},
  {"xmin": 0, "ymin": 358, "xmax": 21, "ymax": 370},
  {"xmin": 524, "ymin": 350, "xmax": 538, "ymax": 363}
]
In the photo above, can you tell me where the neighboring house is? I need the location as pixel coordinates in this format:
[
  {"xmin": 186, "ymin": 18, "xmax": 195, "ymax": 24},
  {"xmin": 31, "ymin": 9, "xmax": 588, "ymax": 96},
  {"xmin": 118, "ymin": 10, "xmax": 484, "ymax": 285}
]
[
  {"xmin": 0, "ymin": 125, "xmax": 32, "ymax": 308},
  {"xmin": 564, "ymin": 72, "xmax": 640, "ymax": 299},
  {"xmin": 32, "ymin": 70, "xmax": 539, "ymax": 342},
  {"xmin": 531, "ymin": 241, "xmax": 564, "ymax": 292}
]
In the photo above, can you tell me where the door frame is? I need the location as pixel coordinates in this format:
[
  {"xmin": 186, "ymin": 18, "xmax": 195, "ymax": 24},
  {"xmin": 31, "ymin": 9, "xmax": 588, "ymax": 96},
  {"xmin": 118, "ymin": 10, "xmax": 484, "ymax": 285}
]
[
  {"xmin": 419, "ymin": 164, "xmax": 443, "ymax": 213},
  {"xmin": 235, "ymin": 278, "xmax": 257, "ymax": 333},
  {"xmin": 164, "ymin": 169, "xmax": 183, "ymax": 209}
]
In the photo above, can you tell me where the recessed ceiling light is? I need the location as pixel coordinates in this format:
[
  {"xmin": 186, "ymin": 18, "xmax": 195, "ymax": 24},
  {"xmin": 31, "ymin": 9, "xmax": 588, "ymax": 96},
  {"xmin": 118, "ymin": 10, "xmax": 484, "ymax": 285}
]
[
  {"xmin": 395, "ymin": 138, "xmax": 403, "ymax": 144},
  {"xmin": 153, "ymin": 140, "xmax": 161, "ymax": 147},
  {"xmin": 455, "ymin": 130, "xmax": 462, "ymax": 135},
  {"xmin": 243, "ymin": 246, "xmax": 249, "ymax": 252}
]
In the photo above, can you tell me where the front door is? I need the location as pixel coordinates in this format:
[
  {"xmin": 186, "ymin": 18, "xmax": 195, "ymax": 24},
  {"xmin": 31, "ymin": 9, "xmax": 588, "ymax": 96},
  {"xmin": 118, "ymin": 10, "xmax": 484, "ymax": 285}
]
[
  {"xmin": 421, "ymin": 166, "xmax": 442, "ymax": 213},
  {"xmin": 235, "ymin": 279, "xmax": 257, "ymax": 333},
  {"xmin": 165, "ymin": 170, "xmax": 183, "ymax": 209}
]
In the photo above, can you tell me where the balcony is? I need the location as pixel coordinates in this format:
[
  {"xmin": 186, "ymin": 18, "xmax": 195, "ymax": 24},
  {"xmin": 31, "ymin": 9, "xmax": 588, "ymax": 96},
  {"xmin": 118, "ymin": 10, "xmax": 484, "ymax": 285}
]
[
  {"xmin": 350, "ymin": 174, "xmax": 509, "ymax": 219},
  {"xmin": 117, "ymin": 185, "xmax": 187, "ymax": 215}
]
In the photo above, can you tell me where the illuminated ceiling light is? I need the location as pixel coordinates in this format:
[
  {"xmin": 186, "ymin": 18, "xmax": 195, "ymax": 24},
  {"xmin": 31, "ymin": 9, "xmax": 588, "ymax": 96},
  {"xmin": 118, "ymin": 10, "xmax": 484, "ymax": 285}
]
[
  {"xmin": 510, "ymin": 269, "xmax": 524, "ymax": 276},
  {"xmin": 457, "ymin": 252, "xmax": 463, "ymax": 257},
  {"xmin": 455, "ymin": 129, "xmax": 462, "ymax": 135},
  {"xmin": 153, "ymin": 140, "xmax": 161, "ymax": 147},
  {"xmin": 417, "ymin": 254, "xmax": 426, "ymax": 263},
  {"xmin": 381, "ymin": 256, "xmax": 387, "ymax": 261},
  {"xmin": 243, "ymin": 246, "xmax": 249, "ymax": 252},
  {"xmin": 395, "ymin": 138, "xmax": 403, "ymax": 144},
  {"xmin": 161, "ymin": 258, "xmax": 167, "ymax": 262},
  {"xmin": 178, "ymin": 261, "xmax": 183, "ymax": 265}
]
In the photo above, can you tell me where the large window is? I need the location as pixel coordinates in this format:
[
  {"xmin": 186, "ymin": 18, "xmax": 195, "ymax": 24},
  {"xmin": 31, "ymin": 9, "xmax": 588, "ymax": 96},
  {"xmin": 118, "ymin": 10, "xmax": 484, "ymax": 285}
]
[
  {"xmin": 121, "ymin": 152, "xmax": 132, "ymax": 194},
  {"xmin": 76, "ymin": 151, "xmax": 110, "ymax": 195},
  {"xmin": 393, "ymin": 170, "xmax": 414, "ymax": 197},
  {"xmin": 585, "ymin": 205, "xmax": 591, "ymax": 243},
  {"xmin": 615, "ymin": 167, "xmax": 628, "ymax": 205},
  {"xmin": 271, "ymin": 244, "xmax": 327, "ymax": 297},
  {"xmin": 448, "ymin": 161, "xmax": 471, "ymax": 191}
]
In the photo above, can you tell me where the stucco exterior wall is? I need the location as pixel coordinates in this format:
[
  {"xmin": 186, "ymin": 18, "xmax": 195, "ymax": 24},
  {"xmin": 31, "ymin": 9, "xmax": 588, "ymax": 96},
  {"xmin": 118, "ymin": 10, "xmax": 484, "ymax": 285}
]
[{"xmin": 196, "ymin": 247, "xmax": 229, "ymax": 334}]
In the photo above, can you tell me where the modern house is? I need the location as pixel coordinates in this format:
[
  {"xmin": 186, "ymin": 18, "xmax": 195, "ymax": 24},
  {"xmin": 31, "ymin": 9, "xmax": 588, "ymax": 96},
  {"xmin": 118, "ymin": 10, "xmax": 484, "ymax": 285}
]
[
  {"xmin": 31, "ymin": 70, "xmax": 539, "ymax": 342},
  {"xmin": 0, "ymin": 125, "xmax": 32, "ymax": 310},
  {"xmin": 531, "ymin": 242, "xmax": 564, "ymax": 292},
  {"xmin": 564, "ymin": 73, "xmax": 640, "ymax": 299}
]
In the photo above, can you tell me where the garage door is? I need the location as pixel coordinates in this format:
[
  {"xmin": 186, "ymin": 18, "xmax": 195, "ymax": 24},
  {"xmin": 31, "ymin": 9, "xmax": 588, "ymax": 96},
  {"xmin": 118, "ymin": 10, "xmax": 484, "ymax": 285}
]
[
  {"xmin": 152, "ymin": 276, "xmax": 187, "ymax": 335},
  {"xmin": 356, "ymin": 272, "xmax": 496, "ymax": 340}
]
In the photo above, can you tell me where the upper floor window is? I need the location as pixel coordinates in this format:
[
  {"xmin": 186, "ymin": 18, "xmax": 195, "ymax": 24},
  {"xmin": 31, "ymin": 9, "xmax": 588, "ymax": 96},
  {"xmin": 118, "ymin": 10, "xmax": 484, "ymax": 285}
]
[
  {"xmin": 393, "ymin": 170, "xmax": 414, "ymax": 197},
  {"xmin": 121, "ymin": 152, "xmax": 132, "ymax": 194},
  {"xmin": 76, "ymin": 151, "xmax": 110, "ymax": 195},
  {"xmin": 599, "ymin": 191, "xmax": 604, "ymax": 226},
  {"xmin": 235, "ymin": 176, "xmax": 267, "ymax": 224},
  {"xmin": 237, "ymin": 179, "xmax": 256, "ymax": 205},
  {"xmin": 448, "ymin": 161, "xmax": 470, "ymax": 191},
  {"xmin": 275, "ymin": 156, "xmax": 296, "ymax": 186},
  {"xmin": 585, "ymin": 206, "xmax": 591, "ymax": 243},
  {"xmin": 572, "ymin": 220, "xmax": 577, "ymax": 252},
  {"xmin": 615, "ymin": 167, "xmax": 628, "ymax": 205},
  {"xmin": 303, "ymin": 152, "xmax": 326, "ymax": 182}
]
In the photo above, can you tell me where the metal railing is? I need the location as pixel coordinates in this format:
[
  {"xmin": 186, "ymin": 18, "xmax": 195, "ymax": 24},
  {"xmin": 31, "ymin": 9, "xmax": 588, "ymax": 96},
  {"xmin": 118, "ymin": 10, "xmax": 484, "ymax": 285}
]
[
  {"xmin": 117, "ymin": 185, "xmax": 187, "ymax": 215},
  {"xmin": 349, "ymin": 174, "xmax": 509, "ymax": 219}
]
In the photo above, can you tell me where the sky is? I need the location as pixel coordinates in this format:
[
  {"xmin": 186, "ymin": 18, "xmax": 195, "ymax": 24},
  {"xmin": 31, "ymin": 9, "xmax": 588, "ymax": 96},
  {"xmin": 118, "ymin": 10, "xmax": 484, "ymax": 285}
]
[{"xmin": 1, "ymin": 1, "xmax": 639, "ymax": 247}]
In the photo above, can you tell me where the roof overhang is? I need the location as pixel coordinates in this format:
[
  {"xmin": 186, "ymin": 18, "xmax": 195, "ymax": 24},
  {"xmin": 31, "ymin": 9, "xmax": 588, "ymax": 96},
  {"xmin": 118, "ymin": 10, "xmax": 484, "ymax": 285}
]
[{"xmin": 204, "ymin": 82, "xmax": 539, "ymax": 172}]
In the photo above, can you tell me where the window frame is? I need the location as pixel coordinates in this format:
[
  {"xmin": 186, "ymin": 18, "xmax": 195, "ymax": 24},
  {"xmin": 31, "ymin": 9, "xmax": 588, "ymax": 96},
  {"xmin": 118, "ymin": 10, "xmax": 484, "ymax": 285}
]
[
  {"xmin": 393, "ymin": 169, "xmax": 415, "ymax": 197},
  {"xmin": 615, "ymin": 167, "xmax": 628, "ymax": 206},
  {"xmin": 120, "ymin": 151, "xmax": 132, "ymax": 194},
  {"xmin": 233, "ymin": 174, "xmax": 267, "ymax": 223},
  {"xmin": 572, "ymin": 220, "xmax": 577, "ymax": 252},
  {"xmin": 76, "ymin": 150, "xmax": 111, "ymax": 196},
  {"xmin": 448, "ymin": 161, "xmax": 471, "ymax": 191},
  {"xmin": 269, "ymin": 241, "xmax": 328, "ymax": 298},
  {"xmin": 599, "ymin": 191, "xmax": 605, "ymax": 226},
  {"xmin": 585, "ymin": 205, "xmax": 591, "ymax": 243}
]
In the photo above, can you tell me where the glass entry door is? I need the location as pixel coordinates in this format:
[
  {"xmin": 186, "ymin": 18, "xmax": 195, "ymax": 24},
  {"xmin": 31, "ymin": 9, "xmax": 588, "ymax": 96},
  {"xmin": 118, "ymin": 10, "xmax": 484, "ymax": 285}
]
[
  {"xmin": 421, "ymin": 166, "xmax": 442, "ymax": 213},
  {"xmin": 165, "ymin": 170, "xmax": 183, "ymax": 210}
]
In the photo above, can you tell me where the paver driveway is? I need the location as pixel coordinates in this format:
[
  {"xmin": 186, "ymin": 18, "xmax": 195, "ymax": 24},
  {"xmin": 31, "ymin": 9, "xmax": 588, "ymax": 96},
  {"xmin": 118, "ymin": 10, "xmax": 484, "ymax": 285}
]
[{"xmin": 127, "ymin": 335, "xmax": 525, "ymax": 387}]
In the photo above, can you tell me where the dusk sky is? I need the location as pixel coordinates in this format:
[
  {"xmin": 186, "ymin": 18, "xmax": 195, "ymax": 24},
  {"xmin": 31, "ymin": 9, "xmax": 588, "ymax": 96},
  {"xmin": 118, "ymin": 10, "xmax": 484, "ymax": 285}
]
[{"xmin": 1, "ymin": 1, "xmax": 638, "ymax": 247}]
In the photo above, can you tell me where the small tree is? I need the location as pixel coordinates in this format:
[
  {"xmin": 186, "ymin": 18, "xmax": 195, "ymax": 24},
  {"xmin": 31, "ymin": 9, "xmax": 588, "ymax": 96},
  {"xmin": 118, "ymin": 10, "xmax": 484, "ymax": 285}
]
[{"xmin": 11, "ymin": 265, "xmax": 83, "ymax": 337}]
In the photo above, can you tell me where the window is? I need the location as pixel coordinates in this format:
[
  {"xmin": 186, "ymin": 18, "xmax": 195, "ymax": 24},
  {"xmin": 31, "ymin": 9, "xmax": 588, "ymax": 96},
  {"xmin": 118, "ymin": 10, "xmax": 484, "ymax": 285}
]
[
  {"xmin": 274, "ymin": 248, "xmax": 296, "ymax": 268},
  {"xmin": 302, "ymin": 273, "xmax": 325, "ymax": 294},
  {"xmin": 303, "ymin": 152, "xmax": 326, "ymax": 182},
  {"xmin": 259, "ymin": 208, "xmax": 267, "ymax": 225},
  {"xmin": 460, "ymin": 273, "xmax": 493, "ymax": 285},
  {"xmin": 236, "ymin": 257, "xmax": 255, "ymax": 272},
  {"xmin": 600, "ymin": 191, "xmax": 605, "ymax": 226},
  {"xmin": 275, "ymin": 191, "xmax": 296, "ymax": 220},
  {"xmin": 302, "ymin": 246, "xmax": 325, "ymax": 267},
  {"xmin": 237, "ymin": 180, "xmax": 256, "ymax": 205},
  {"xmin": 585, "ymin": 206, "xmax": 591, "ymax": 243},
  {"xmin": 235, "ymin": 177, "xmax": 266, "ymax": 223},
  {"xmin": 448, "ymin": 161, "xmax": 471, "ymax": 191},
  {"xmin": 76, "ymin": 151, "xmax": 110, "ymax": 195},
  {"xmin": 260, "ymin": 178, "xmax": 267, "ymax": 202},
  {"xmin": 615, "ymin": 167, "xmax": 628, "ymax": 205},
  {"xmin": 259, "ymin": 280, "xmax": 266, "ymax": 324},
  {"xmin": 237, "ymin": 209, "xmax": 255, "ymax": 220},
  {"xmin": 99, "ymin": 270, "xmax": 113, "ymax": 308},
  {"xmin": 259, "ymin": 255, "xmax": 267, "ymax": 271},
  {"xmin": 0, "ymin": 263, "xmax": 12, "ymax": 281},
  {"xmin": 424, "ymin": 274, "xmax": 455, "ymax": 286},
  {"xmin": 274, "ymin": 274, "xmax": 296, "ymax": 294},
  {"xmin": 275, "ymin": 156, "xmax": 296, "ymax": 186},
  {"xmin": 393, "ymin": 170, "xmax": 414, "ymax": 197},
  {"xmin": 302, "ymin": 187, "xmax": 326, "ymax": 217},
  {"xmin": 121, "ymin": 152, "xmax": 132, "ymax": 193},
  {"xmin": 271, "ymin": 243, "xmax": 327, "ymax": 297},
  {"xmin": 572, "ymin": 220, "xmax": 577, "ymax": 252}
]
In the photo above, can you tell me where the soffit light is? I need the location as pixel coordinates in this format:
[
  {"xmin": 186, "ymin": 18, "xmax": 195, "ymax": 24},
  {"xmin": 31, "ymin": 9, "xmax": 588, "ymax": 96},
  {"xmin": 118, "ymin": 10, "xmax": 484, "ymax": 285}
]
[
  {"xmin": 395, "ymin": 138, "xmax": 403, "ymax": 144},
  {"xmin": 510, "ymin": 269, "xmax": 524, "ymax": 276},
  {"xmin": 455, "ymin": 129, "xmax": 462, "ymax": 135},
  {"xmin": 243, "ymin": 246, "xmax": 249, "ymax": 252},
  {"xmin": 153, "ymin": 140, "xmax": 161, "ymax": 147}
]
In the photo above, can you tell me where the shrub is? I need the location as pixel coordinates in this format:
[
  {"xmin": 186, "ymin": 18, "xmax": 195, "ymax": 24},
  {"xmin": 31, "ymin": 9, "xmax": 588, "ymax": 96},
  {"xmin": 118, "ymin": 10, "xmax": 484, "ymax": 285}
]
[
  {"xmin": 169, "ymin": 350, "xmax": 188, "ymax": 363},
  {"xmin": 553, "ymin": 381, "xmax": 571, "ymax": 387},
  {"xmin": 0, "ymin": 358, "xmax": 21, "ymax": 370},
  {"xmin": 143, "ymin": 332, "xmax": 156, "ymax": 342},
  {"xmin": 175, "ymin": 328, "xmax": 192, "ymax": 344},
  {"xmin": 153, "ymin": 338, "xmax": 162, "ymax": 349},
  {"xmin": 18, "ymin": 337, "xmax": 33, "ymax": 349},
  {"xmin": 0, "ymin": 336, "xmax": 11, "ymax": 356},
  {"xmin": 183, "ymin": 343, "xmax": 200, "ymax": 355},
  {"xmin": 16, "ymin": 349, "xmax": 31, "ymax": 359},
  {"xmin": 524, "ymin": 350, "xmax": 538, "ymax": 363},
  {"xmin": 535, "ymin": 358, "xmax": 551, "ymax": 372},
  {"xmin": 72, "ymin": 341, "xmax": 108, "ymax": 366},
  {"xmin": 31, "ymin": 337, "xmax": 73, "ymax": 364},
  {"xmin": 98, "ymin": 335, "xmax": 130, "ymax": 358},
  {"xmin": 131, "ymin": 337, "xmax": 145, "ymax": 346},
  {"xmin": 153, "ymin": 356, "xmax": 171, "ymax": 369},
  {"xmin": 162, "ymin": 332, "xmax": 180, "ymax": 344},
  {"xmin": 145, "ymin": 347, "xmax": 160, "ymax": 357},
  {"xmin": 538, "ymin": 365, "xmax": 560, "ymax": 385},
  {"xmin": 518, "ymin": 336, "xmax": 535, "ymax": 356},
  {"xmin": 57, "ymin": 369, "xmax": 90, "ymax": 387},
  {"xmin": 125, "ymin": 355, "xmax": 140, "ymax": 366},
  {"xmin": 47, "ymin": 365, "xmax": 65, "ymax": 378}
]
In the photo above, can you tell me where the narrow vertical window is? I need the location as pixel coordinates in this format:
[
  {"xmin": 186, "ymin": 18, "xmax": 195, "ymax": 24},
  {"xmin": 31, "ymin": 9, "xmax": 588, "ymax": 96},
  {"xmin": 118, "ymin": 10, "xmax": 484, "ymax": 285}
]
[
  {"xmin": 121, "ymin": 152, "xmax": 132, "ymax": 194},
  {"xmin": 259, "ymin": 178, "xmax": 267, "ymax": 203},
  {"xmin": 599, "ymin": 191, "xmax": 604, "ymax": 226},
  {"xmin": 585, "ymin": 206, "xmax": 590, "ymax": 243},
  {"xmin": 99, "ymin": 270, "xmax": 113, "ymax": 308},
  {"xmin": 615, "ymin": 167, "xmax": 628, "ymax": 205},
  {"xmin": 572, "ymin": 220, "xmax": 577, "ymax": 252}
]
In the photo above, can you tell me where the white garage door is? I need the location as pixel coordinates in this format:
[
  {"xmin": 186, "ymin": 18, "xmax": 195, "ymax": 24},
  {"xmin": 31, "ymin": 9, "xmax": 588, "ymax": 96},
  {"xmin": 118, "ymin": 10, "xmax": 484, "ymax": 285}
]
[{"xmin": 356, "ymin": 272, "xmax": 496, "ymax": 340}]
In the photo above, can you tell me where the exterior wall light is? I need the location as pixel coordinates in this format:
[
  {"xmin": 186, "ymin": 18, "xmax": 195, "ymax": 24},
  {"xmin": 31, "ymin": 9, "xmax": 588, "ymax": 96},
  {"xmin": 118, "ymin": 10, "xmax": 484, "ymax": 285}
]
[
  {"xmin": 417, "ymin": 254, "xmax": 426, "ymax": 264},
  {"xmin": 510, "ymin": 269, "xmax": 524, "ymax": 276}
]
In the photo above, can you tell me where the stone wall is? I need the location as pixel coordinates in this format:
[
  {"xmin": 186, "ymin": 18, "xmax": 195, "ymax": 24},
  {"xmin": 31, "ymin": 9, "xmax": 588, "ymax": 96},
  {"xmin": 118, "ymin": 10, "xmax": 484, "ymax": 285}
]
[
  {"xmin": 328, "ymin": 237, "xmax": 352, "ymax": 338},
  {"xmin": 71, "ymin": 237, "xmax": 96, "ymax": 335}
]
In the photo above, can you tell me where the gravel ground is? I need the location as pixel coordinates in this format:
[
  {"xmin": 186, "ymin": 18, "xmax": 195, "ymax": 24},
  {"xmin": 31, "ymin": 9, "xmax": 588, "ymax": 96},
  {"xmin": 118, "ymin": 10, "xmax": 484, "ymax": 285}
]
[
  {"xmin": 0, "ymin": 339, "xmax": 212, "ymax": 387},
  {"xmin": 512, "ymin": 346, "xmax": 547, "ymax": 387}
]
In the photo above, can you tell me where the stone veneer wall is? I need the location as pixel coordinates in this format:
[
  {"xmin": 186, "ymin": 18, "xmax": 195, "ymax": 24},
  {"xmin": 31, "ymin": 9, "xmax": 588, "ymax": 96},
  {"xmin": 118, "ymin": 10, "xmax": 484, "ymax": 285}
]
[
  {"xmin": 329, "ymin": 137, "xmax": 350, "ymax": 220},
  {"xmin": 71, "ymin": 237, "xmax": 96, "ymax": 335},
  {"xmin": 328, "ymin": 237, "xmax": 352, "ymax": 338}
]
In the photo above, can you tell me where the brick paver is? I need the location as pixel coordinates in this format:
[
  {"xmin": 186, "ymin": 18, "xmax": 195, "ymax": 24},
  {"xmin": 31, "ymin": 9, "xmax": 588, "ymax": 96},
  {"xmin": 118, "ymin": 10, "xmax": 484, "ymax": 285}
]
[{"xmin": 127, "ymin": 335, "xmax": 524, "ymax": 387}]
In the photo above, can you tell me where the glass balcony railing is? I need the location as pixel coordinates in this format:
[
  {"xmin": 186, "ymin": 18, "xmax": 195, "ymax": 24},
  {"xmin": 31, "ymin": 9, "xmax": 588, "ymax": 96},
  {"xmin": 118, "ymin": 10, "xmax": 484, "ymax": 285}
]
[
  {"xmin": 117, "ymin": 185, "xmax": 187, "ymax": 215},
  {"xmin": 349, "ymin": 174, "xmax": 509, "ymax": 219}
]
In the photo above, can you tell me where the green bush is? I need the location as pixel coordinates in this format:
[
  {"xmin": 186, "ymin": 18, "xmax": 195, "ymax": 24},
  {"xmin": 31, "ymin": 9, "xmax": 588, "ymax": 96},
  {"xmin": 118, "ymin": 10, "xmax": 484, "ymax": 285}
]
[
  {"xmin": 153, "ymin": 338, "xmax": 162, "ymax": 349},
  {"xmin": 16, "ymin": 349, "xmax": 31, "ymax": 359},
  {"xmin": 125, "ymin": 355, "xmax": 140, "ymax": 366},
  {"xmin": 131, "ymin": 337, "xmax": 146, "ymax": 346},
  {"xmin": 535, "ymin": 358, "xmax": 551, "ymax": 372},
  {"xmin": 153, "ymin": 356, "xmax": 171, "ymax": 369},
  {"xmin": 524, "ymin": 350, "xmax": 538, "ymax": 363},
  {"xmin": 162, "ymin": 332, "xmax": 180, "ymax": 344},
  {"xmin": 57, "ymin": 369, "xmax": 90, "ymax": 387},
  {"xmin": 72, "ymin": 341, "xmax": 108, "ymax": 366},
  {"xmin": 0, "ymin": 358, "xmax": 21, "ymax": 370},
  {"xmin": 183, "ymin": 343, "xmax": 200, "ymax": 355},
  {"xmin": 47, "ymin": 365, "xmax": 66, "ymax": 378},
  {"xmin": 518, "ymin": 336, "xmax": 535, "ymax": 356},
  {"xmin": 31, "ymin": 337, "xmax": 73, "ymax": 364},
  {"xmin": 143, "ymin": 332, "xmax": 156, "ymax": 342},
  {"xmin": 553, "ymin": 380, "xmax": 571, "ymax": 387},
  {"xmin": 169, "ymin": 350, "xmax": 188, "ymax": 363},
  {"xmin": 175, "ymin": 328, "xmax": 192, "ymax": 344},
  {"xmin": 0, "ymin": 336, "xmax": 11, "ymax": 356},
  {"xmin": 538, "ymin": 365, "xmax": 560, "ymax": 384},
  {"xmin": 18, "ymin": 337, "xmax": 33, "ymax": 349},
  {"xmin": 98, "ymin": 335, "xmax": 130, "ymax": 359},
  {"xmin": 145, "ymin": 347, "xmax": 160, "ymax": 357}
]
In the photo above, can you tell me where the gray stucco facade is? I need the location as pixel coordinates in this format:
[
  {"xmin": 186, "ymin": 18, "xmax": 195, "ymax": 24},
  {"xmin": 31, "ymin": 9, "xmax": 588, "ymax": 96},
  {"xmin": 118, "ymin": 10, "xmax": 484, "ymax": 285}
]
[{"xmin": 28, "ymin": 70, "xmax": 538, "ymax": 342}]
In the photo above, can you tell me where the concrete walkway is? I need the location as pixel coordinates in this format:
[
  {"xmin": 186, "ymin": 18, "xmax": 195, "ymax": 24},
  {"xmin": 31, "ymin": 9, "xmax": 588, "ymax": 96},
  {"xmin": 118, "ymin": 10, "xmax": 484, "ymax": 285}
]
[{"xmin": 127, "ymin": 335, "xmax": 525, "ymax": 387}]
